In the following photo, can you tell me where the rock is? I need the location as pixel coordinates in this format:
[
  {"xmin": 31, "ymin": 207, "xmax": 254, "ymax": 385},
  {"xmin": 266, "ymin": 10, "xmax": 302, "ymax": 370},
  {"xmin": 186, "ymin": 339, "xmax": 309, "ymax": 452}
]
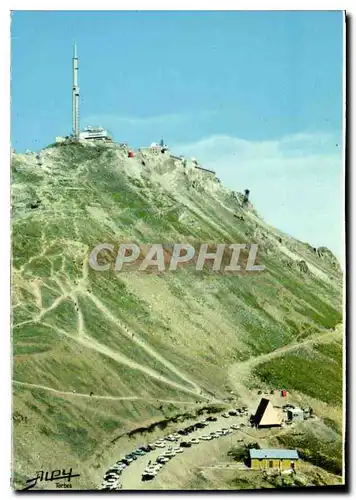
[{"xmin": 297, "ymin": 260, "xmax": 309, "ymax": 273}]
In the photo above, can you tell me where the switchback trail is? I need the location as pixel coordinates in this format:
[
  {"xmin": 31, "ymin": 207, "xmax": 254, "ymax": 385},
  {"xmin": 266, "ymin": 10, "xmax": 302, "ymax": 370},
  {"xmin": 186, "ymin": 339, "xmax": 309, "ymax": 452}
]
[{"xmin": 12, "ymin": 380, "xmax": 212, "ymax": 405}]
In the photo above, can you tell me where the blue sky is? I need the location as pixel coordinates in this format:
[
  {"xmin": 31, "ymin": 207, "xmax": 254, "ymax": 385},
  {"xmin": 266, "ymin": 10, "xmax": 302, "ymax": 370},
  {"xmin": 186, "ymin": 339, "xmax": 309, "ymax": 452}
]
[{"xmin": 11, "ymin": 11, "xmax": 344, "ymax": 258}]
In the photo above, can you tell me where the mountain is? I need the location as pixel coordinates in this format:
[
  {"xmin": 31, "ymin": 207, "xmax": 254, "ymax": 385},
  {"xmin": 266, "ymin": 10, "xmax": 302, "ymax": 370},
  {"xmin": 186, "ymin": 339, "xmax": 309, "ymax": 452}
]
[{"xmin": 11, "ymin": 142, "xmax": 343, "ymax": 489}]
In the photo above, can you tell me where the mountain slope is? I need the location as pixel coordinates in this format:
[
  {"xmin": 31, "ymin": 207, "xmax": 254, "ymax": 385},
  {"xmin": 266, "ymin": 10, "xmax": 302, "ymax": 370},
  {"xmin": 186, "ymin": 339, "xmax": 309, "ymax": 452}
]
[{"xmin": 11, "ymin": 142, "xmax": 343, "ymax": 489}]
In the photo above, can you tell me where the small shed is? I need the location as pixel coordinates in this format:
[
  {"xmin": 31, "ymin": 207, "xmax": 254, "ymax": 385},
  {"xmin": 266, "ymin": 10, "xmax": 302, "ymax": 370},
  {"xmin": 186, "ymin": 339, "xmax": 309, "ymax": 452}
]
[
  {"xmin": 249, "ymin": 448, "xmax": 299, "ymax": 471},
  {"xmin": 287, "ymin": 407, "xmax": 304, "ymax": 422}
]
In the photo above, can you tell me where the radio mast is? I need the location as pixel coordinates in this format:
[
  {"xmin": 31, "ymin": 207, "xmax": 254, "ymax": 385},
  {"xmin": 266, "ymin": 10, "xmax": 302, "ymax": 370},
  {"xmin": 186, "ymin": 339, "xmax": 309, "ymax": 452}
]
[{"xmin": 72, "ymin": 43, "xmax": 80, "ymax": 138}]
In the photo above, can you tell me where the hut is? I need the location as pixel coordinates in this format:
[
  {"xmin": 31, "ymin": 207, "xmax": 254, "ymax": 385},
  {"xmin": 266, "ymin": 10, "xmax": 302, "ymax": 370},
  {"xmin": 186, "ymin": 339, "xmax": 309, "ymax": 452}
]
[
  {"xmin": 287, "ymin": 407, "xmax": 304, "ymax": 422},
  {"xmin": 249, "ymin": 448, "xmax": 299, "ymax": 471}
]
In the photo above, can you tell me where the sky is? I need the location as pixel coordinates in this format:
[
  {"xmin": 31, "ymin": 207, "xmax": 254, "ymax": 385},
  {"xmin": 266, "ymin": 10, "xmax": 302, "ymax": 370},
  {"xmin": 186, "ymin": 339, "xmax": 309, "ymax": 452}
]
[{"xmin": 11, "ymin": 11, "xmax": 344, "ymax": 258}]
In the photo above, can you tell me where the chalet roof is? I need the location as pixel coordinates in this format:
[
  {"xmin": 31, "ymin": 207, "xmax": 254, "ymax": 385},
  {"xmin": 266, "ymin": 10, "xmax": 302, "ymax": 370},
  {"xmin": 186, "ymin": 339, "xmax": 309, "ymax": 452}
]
[
  {"xmin": 253, "ymin": 398, "xmax": 283, "ymax": 427},
  {"xmin": 249, "ymin": 448, "xmax": 299, "ymax": 460}
]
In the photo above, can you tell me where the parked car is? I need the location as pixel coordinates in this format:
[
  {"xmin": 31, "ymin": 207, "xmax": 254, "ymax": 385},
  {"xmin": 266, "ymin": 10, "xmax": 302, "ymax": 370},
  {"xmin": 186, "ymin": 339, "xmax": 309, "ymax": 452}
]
[
  {"xmin": 166, "ymin": 436, "xmax": 178, "ymax": 442},
  {"xmin": 195, "ymin": 422, "xmax": 206, "ymax": 428},
  {"xmin": 221, "ymin": 412, "xmax": 230, "ymax": 418},
  {"xmin": 228, "ymin": 410, "xmax": 238, "ymax": 416},
  {"xmin": 230, "ymin": 424, "xmax": 240, "ymax": 430},
  {"xmin": 142, "ymin": 473, "xmax": 156, "ymax": 481},
  {"xmin": 132, "ymin": 449, "xmax": 146, "ymax": 456},
  {"xmin": 200, "ymin": 435, "xmax": 213, "ymax": 440},
  {"xmin": 205, "ymin": 416, "xmax": 217, "ymax": 422},
  {"xmin": 157, "ymin": 456, "xmax": 170, "ymax": 464},
  {"xmin": 154, "ymin": 442, "xmax": 166, "ymax": 448},
  {"xmin": 190, "ymin": 438, "xmax": 200, "ymax": 444},
  {"xmin": 140, "ymin": 445, "xmax": 153, "ymax": 452},
  {"xmin": 164, "ymin": 451, "xmax": 176, "ymax": 458},
  {"xmin": 180, "ymin": 441, "xmax": 192, "ymax": 448},
  {"xmin": 178, "ymin": 429, "xmax": 188, "ymax": 436}
]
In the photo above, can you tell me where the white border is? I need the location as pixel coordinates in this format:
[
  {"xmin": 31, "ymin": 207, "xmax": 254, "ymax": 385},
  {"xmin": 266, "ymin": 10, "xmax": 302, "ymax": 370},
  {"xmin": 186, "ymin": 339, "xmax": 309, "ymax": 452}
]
[{"xmin": 2, "ymin": 4, "xmax": 352, "ymax": 500}]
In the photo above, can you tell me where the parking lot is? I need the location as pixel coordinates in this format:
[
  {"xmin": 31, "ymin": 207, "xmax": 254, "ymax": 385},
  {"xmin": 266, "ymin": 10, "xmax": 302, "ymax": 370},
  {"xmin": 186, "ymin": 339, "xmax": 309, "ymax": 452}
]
[{"xmin": 100, "ymin": 408, "xmax": 250, "ymax": 490}]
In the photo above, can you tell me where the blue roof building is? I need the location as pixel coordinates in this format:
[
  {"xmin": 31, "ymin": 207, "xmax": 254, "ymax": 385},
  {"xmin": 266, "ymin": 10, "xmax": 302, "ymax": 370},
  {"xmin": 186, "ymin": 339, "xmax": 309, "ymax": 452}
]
[
  {"xmin": 249, "ymin": 448, "xmax": 299, "ymax": 470},
  {"xmin": 249, "ymin": 449, "xmax": 299, "ymax": 460}
]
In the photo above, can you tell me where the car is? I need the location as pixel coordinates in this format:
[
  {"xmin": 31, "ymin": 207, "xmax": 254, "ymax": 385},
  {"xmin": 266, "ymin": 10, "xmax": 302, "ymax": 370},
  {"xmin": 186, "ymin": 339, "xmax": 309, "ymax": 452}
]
[
  {"xmin": 124, "ymin": 456, "xmax": 133, "ymax": 463},
  {"xmin": 200, "ymin": 435, "xmax": 213, "ymax": 440},
  {"xmin": 139, "ymin": 445, "xmax": 152, "ymax": 452},
  {"xmin": 103, "ymin": 477, "xmax": 117, "ymax": 483},
  {"xmin": 157, "ymin": 456, "xmax": 170, "ymax": 464},
  {"xmin": 143, "ymin": 467, "xmax": 157, "ymax": 473},
  {"xmin": 180, "ymin": 441, "xmax": 192, "ymax": 448},
  {"xmin": 173, "ymin": 447, "xmax": 183, "ymax": 453},
  {"xmin": 164, "ymin": 451, "xmax": 176, "ymax": 458},
  {"xmin": 105, "ymin": 471, "xmax": 120, "ymax": 477},
  {"xmin": 142, "ymin": 473, "xmax": 156, "ymax": 481},
  {"xmin": 190, "ymin": 438, "xmax": 200, "ymax": 444},
  {"xmin": 165, "ymin": 434, "xmax": 178, "ymax": 442},
  {"xmin": 127, "ymin": 454, "xmax": 138, "ymax": 460},
  {"xmin": 230, "ymin": 424, "xmax": 240, "ymax": 430},
  {"xmin": 228, "ymin": 410, "xmax": 238, "ymax": 416},
  {"xmin": 209, "ymin": 432, "xmax": 219, "ymax": 438},
  {"xmin": 103, "ymin": 477, "xmax": 119, "ymax": 484},
  {"xmin": 195, "ymin": 422, "xmax": 206, "ymax": 428},
  {"xmin": 132, "ymin": 449, "xmax": 146, "ymax": 456},
  {"xmin": 144, "ymin": 466, "xmax": 158, "ymax": 473},
  {"xmin": 154, "ymin": 442, "xmax": 166, "ymax": 448},
  {"xmin": 178, "ymin": 429, "xmax": 188, "ymax": 436},
  {"xmin": 221, "ymin": 412, "xmax": 230, "ymax": 418},
  {"xmin": 205, "ymin": 416, "xmax": 217, "ymax": 422}
]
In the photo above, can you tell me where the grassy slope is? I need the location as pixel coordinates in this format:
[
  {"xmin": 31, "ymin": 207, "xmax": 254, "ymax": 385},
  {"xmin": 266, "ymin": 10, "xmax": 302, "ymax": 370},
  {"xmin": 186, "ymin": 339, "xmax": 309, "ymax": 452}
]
[{"xmin": 11, "ymin": 143, "xmax": 343, "ymax": 488}]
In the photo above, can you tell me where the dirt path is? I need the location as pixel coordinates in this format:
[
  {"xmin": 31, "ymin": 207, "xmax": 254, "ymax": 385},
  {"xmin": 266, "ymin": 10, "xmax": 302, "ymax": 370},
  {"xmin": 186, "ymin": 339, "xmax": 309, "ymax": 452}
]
[
  {"xmin": 84, "ymin": 291, "xmax": 205, "ymax": 396},
  {"xmin": 12, "ymin": 380, "xmax": 204, "ymax": 405},
  {"xmin": 38, "ymin": 322, "xmax": 211, "ymax": 400},
  {"xmin": 15, "ymin": 249, "xmax": 207, "ymax": 400},
  {"xmin": 228, "ymin": 324, "xmax": 342, "ymax": 404}
]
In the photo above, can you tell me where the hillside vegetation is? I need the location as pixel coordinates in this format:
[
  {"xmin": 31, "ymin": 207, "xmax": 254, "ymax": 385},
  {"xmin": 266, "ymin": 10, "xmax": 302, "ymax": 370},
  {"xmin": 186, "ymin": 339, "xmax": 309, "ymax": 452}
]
[{"xmin": 11, "ymin": 142, "xmax": 343, "ymax": 489}]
